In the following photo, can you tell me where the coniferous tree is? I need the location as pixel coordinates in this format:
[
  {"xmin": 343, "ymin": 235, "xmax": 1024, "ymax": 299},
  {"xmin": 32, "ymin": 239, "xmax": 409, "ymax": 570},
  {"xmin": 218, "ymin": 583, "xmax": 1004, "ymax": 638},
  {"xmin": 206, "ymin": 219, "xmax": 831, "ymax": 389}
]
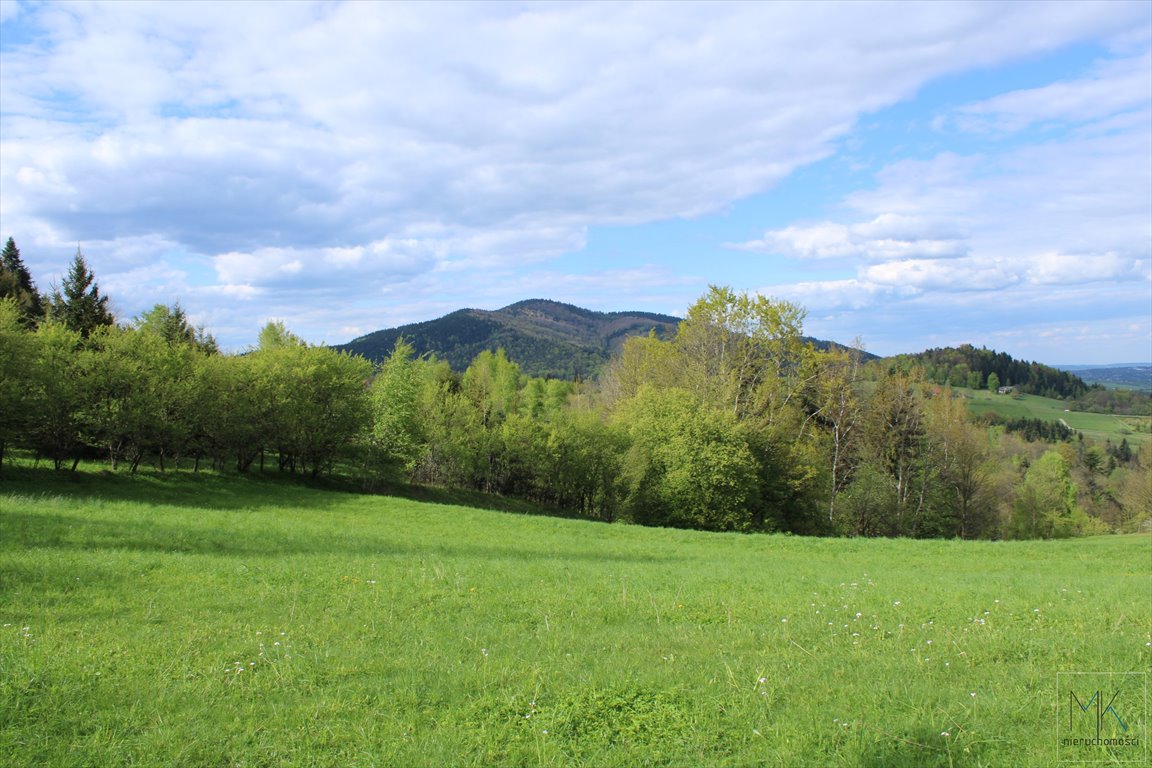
[
  {"xmin": 0, "ymin": 237, "xmax": 46, "ymax": 327},
  {"xmin": 50, "ymin": 247, "xmax": 114, "ymax": 338}
]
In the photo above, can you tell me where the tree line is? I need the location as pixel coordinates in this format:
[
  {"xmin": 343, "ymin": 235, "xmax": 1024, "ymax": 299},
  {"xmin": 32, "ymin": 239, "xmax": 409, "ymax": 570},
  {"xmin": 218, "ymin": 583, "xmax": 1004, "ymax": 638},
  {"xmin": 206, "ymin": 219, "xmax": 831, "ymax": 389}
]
[
  {"xmin": 3, "ymin": 239, "xmax": 1148, "ymax": 538},
  {"xmin": 907, "ymin": 345, "xmax": 1090, "ymax": 399}
]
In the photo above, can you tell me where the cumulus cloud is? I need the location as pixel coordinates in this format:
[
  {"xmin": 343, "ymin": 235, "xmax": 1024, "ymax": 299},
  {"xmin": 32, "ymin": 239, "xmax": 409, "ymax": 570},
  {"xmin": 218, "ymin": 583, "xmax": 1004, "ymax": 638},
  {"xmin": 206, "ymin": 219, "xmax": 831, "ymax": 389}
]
[{"xmin": 1, "ymin": 1, "xmax": 1149, "ymax": 350}]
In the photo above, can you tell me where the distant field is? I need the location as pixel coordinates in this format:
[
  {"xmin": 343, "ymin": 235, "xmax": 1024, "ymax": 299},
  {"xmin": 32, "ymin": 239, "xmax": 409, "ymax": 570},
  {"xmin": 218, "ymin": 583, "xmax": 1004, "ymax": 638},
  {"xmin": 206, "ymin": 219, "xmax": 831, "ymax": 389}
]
[
  {"xmin": 2, "ymin": 470, "xmax": 1148, "ymax": 767},
  {"xmin": 958, "ymin": 388, "xmax": 1152, "ymax": 445}
]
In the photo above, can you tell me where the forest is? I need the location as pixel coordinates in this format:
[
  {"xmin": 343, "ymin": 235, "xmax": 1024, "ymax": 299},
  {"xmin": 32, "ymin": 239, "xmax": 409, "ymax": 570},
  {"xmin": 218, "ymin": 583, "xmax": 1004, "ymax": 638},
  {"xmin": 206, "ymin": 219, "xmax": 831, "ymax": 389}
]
[{"xmin": 2, "ymin": 239, "xmax": 1149, "ymax": 539}]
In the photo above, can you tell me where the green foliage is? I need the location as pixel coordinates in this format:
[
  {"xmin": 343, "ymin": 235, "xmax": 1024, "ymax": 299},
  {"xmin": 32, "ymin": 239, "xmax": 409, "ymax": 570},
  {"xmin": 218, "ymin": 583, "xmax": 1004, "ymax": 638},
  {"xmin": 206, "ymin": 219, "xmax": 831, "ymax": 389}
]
[
  {"xmin": 365, "ymin": 338, "xmax": 428, "ymax": 484},
  {"xmin": 257, "ymin": 319, "xmax": 306, "ymax": 351},
  {"xmin": 0, "ymin": 301, "xmax": 39, "ymax": 469},
  {"xmin": 48, "ymin": 247, "xmax": 114, "ymax": 339},
  {"xmin": 1009, "ymin": 451, "xmax": 1100, "ymax": 538},
  {"xmin": 0, "ymin": 237, "xmax": 45, "ymax": 327},
  {"xmin": 26, "ymin": 320, "xmax": 86, "ymax": 470},
  {"xmin": 1, "ymin": 278, "xmax": 1146, "ymax": 539},
  {"xmin": 135, "ymin": 303, "xmax": 218, "ymax": 354},
  {"xmin": 254, "ymin": 342, "xmax": 372, "ymax": 477},
  {"xmin": 617, "ymin": 387, "xmax": 763, "ymax": 531}
]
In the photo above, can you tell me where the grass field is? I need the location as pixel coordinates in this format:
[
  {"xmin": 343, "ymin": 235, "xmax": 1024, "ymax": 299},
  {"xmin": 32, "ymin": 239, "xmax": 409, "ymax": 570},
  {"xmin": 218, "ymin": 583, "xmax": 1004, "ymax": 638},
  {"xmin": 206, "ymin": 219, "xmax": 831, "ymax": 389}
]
[
  {"xmin": 2, "ymin": 469, "xmax": 1149, "ymax": 767},
  {"xmin": 958, "ymin": 388, "xmax": 1152, "ymax": 445}
]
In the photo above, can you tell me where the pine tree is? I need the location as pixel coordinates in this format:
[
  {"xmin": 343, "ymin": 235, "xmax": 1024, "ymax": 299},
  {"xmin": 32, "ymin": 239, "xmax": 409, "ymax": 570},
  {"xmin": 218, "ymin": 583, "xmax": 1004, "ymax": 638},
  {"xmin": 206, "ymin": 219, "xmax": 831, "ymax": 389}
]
[
  {"xmin": 49, "ymin": 246, "xmax": 115, "ymax": 338},
  {"xmin": 0, "ymin": 237, "xmax": 46, "ymax": 327}
]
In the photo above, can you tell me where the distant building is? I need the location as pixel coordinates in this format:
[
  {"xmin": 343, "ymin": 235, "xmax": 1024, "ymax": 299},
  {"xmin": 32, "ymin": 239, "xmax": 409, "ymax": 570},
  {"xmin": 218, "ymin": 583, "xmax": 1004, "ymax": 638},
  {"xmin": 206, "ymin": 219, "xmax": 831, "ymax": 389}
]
[{"xmin": 997, "ymin": 386, "xmax": 1015, "ymax": 394}]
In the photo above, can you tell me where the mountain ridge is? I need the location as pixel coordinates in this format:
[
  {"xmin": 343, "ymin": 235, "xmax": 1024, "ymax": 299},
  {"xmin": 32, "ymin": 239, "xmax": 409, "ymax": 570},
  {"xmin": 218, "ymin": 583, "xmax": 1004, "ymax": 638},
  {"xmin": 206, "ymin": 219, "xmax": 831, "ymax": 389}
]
[
  {"xmin": 333, "ymin": 298, "xmax": 868, "ymax": 379},
  {"xmin": 334, "ymin": 299, "xmax": 683, "ymax": 379}
]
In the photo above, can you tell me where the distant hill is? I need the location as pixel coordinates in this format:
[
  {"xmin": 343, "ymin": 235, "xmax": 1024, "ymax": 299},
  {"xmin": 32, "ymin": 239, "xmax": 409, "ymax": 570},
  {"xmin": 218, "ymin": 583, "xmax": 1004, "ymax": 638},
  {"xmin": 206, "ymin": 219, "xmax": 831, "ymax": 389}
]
[
  {"xmin": 334, "ymin": 299, "xmax": 872, "ymax": 379},
  {"xmin": 1056, "ymin": 364, "xmax": 1152, "ymax": 392},
  {"xmin": 335, "ymin": 299, "xmax": 681, "ymax": 379},
  {"xmin": 891, "ymin": 345, "xmax": 1092, "ymax": 399}
]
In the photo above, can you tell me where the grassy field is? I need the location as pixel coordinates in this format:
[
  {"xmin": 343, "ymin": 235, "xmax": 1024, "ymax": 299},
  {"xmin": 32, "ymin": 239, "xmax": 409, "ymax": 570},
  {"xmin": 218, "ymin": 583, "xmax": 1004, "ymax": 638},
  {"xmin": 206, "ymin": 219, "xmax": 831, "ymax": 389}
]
[
  {"xmin": 958, "ymin": 388, "xmax": 1152, "ymax": 445},
  {"xmin": 2, "ymin": 469, "xmax": 1149, "ymax": 767}
]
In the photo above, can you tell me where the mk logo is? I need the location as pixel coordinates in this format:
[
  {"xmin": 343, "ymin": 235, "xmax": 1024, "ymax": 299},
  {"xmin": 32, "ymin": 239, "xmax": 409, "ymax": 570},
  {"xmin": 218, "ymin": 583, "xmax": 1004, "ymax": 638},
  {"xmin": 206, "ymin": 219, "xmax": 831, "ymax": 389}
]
[
  {"xmin": 1070, "ymin": 689, "xmax": 1128, "ymax": 737},
  {"xmin": 1057, "ymin": 672, "xmax": 1147, "ymax": 764}
]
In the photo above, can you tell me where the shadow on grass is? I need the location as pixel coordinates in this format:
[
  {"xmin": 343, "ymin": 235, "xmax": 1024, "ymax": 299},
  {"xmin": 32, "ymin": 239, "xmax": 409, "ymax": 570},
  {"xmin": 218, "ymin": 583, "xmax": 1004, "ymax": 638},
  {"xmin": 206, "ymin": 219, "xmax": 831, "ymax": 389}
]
[{"xmin": 0, "ymin": 464, "xmax": 591, "ymax": 521}]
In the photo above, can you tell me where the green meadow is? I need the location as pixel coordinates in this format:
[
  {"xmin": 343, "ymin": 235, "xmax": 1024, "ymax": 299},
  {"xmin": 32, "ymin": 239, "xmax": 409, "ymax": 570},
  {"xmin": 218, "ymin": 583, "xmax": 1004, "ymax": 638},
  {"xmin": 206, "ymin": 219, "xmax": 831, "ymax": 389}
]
[
  {"xmin": 958, "ymin": 388, "xmax": 1152, "ymax": 445},
  {"xmin": 2, "ymin": 470, "xmax": 1149, "ymax": 767}
]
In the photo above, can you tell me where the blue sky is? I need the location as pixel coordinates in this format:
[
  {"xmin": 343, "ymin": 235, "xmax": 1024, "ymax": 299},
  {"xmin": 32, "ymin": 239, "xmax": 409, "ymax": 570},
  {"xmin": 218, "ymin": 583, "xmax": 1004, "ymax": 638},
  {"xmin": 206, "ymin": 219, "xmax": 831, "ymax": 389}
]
[{"xmin": 1, "ymin": 1, "xmax": 1149, "ymax": 364}]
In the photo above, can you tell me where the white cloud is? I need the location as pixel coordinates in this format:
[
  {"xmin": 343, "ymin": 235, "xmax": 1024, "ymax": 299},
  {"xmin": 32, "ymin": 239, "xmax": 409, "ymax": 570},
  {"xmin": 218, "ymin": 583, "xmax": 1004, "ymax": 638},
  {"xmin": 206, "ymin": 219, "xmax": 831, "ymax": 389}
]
[
  {"xmin": 950, "ymin": 51, "xmax": 1152, "ymax": 135},
  {"xmin": 2, "ymin": 1, "xmax": 1150, "ymax": 350},
  {"xmin": 733, "ymin": 214, "xmax": 970, "ymax": 262}
]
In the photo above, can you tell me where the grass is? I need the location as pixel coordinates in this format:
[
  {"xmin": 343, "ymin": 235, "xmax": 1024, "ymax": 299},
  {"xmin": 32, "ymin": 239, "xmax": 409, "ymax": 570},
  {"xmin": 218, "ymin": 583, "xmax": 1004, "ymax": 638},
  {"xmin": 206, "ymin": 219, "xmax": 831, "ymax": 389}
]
[
  {"xmin": 957, "ymin": 388, "xmax": 1152, "ymax": 445},
  {"xmin": 2, "ymin": 468, "xmax": 1149, "ymax": 767}
]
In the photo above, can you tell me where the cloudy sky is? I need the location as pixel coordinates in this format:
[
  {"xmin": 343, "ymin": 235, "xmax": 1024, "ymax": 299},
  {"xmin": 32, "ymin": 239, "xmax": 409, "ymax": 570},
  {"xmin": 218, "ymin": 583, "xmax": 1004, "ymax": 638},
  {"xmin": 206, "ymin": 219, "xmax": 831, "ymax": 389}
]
[{"xmin": 1, "ymin": 1, "xmax": 1149, "ymax": 363}]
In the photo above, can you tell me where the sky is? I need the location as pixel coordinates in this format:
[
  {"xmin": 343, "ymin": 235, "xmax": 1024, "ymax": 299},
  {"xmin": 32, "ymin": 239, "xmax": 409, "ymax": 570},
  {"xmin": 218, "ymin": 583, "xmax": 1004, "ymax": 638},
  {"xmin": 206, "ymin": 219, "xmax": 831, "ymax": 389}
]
[{"xmin": 1, "ymin": 1, "xmax": 1150, "ymax": 365}]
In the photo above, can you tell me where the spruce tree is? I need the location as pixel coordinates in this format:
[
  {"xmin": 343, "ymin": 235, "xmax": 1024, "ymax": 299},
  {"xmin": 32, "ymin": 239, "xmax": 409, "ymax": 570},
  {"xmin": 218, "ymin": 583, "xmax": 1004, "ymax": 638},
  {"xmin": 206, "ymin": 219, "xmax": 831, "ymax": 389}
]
[
  {"xmin": 50, "ymin": 246, "xmax": 115, "ymax": 338},
  {"xmin": 0, "ymin": 237, "xmax": 46, "ymax": 327}
]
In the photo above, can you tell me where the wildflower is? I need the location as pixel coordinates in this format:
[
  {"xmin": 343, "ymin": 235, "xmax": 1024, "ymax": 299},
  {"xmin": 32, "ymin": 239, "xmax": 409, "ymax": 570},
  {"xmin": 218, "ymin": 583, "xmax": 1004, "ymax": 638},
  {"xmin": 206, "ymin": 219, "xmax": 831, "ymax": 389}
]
[
  {"xmin": 970, "ymin": 692, "xmax": 977, "ymax": 697},
  {"xmin": 941, "ymin": 731, "xmax": 950, "ymax": 737}
]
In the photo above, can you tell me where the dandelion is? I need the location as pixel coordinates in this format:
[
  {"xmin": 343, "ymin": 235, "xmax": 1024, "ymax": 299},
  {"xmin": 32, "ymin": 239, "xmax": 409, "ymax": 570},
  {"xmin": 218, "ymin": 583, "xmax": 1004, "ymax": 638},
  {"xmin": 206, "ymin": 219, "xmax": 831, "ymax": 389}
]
[
  {"xmin": 941, "ymin": 731, "xmax": 950, "ymax": 737},
  {"xmin": 758, "ymin": 677, "xmax": 767, "ymax": 684},
  {"xmin": 970, "ymin": 692, "xmax": 977, "ymax": 698}
]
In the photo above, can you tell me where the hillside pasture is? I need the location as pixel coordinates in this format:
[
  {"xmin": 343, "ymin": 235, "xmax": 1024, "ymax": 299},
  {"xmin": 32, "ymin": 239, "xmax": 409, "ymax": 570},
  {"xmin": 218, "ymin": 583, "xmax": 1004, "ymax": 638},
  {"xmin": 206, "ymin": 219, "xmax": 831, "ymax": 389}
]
[
  {"xmin": 1, "ymin": 470, "xmax": 1149, "ymax": 767},
  {"xmin": 959, "ymin": 388, "xmax": 1152, "ymax": 444}
]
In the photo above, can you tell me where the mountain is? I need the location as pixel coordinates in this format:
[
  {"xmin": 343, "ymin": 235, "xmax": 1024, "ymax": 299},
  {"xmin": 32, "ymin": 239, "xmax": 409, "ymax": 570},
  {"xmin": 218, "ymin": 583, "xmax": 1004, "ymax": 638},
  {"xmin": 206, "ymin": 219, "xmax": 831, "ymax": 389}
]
[
  {"xmin": 334, "ymin": 299, "xmax": 681, "ymax": 379},
  {"xmin": 334, "ymin": 299, "xmax": 873, "ymax": 379},
  {"xmin": 1057, "ymin": 364, "xmax": 1152, "ymax": 391}
]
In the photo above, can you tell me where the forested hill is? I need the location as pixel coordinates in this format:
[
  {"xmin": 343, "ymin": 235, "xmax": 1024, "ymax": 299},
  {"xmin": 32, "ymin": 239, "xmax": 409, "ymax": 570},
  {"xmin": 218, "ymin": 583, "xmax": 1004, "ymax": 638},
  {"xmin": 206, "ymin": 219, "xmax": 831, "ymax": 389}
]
[
  {"xmin": 334, "ymin": 299, "xmax": 873, "ymax": 379},
  {"xmin": 334, "ymin": 300, "xmax": 682, "ymax": 379},
  {"xmin": 1058, "ymin": 364, "xmax": 1152, "ymax": 392},
  {"xmin": 895, "ymin": 345, "xmax": 1091, "ymax": 399}
]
